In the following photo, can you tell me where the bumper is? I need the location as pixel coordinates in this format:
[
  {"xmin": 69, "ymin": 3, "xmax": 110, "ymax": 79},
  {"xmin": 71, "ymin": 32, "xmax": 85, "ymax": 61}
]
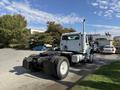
[{"xmin": 102, "ymin": 51, "xmax": 115, "ymax": 54}]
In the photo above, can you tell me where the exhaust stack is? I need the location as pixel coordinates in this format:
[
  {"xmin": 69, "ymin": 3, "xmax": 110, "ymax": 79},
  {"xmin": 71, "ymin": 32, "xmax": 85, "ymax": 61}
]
[{"xmin": 82, "ymin": 19, "xmax": 86, "ymax": 53}]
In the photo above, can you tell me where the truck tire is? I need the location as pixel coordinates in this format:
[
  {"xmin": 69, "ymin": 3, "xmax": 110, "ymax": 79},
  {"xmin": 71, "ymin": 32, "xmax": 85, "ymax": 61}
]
[{"xmin": 53, "ymin": 56, "xmax": 69, "ymax": 80}]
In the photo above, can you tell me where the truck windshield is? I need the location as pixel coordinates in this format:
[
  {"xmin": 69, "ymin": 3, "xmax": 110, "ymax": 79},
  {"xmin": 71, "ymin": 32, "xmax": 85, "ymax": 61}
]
[{"xmin": 62, "ymin": 34, "xmax": 79, "ymax": 40}]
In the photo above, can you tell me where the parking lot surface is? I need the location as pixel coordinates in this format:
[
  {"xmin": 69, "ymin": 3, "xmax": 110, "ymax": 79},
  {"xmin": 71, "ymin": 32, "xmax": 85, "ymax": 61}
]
[{"xmin": 0, "ymin": 48, "xmax": 120, "ymax": 90}]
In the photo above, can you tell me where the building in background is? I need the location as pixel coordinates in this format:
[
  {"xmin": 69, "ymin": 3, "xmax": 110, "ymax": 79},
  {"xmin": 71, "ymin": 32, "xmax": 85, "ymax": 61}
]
[
  {"xmin": 30, "ymin": 29, "xmax": 45, "ymax": 34},
  {"xmin": 88, "ymin": 33, "xmax": 113, "ymax": 46},
  {"xmin": 94, "ymin": 35, "xmax": 113, "ymax": 46},
  {"xmin": 114, "ymin": 36, "xmax": 120, "ymax": 41}
]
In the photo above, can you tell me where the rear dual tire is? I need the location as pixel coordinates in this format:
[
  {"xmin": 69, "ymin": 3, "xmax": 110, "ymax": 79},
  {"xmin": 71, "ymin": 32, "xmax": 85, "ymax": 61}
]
[
  {"xmin": 23, "ymin": 56, "xmax": 70, "ymax": 80},
  {"xmin": 52, "ymin": 56, "xmax": 69, "ymax": 80}
]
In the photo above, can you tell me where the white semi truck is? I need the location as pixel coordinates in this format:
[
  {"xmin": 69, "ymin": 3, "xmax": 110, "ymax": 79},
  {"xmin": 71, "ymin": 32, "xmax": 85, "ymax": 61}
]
[{"xmin": 23, "ymin": 32, "xmax": 94, "ymax": 80}]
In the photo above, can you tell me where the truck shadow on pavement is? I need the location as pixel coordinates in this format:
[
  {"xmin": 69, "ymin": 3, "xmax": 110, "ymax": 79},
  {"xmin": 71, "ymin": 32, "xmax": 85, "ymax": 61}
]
[
  {"xmin": 9, "ymin": 59, "xmax": 110, "ymax": 90},
  {"xmin": 9, "ymin": 66, "xmax": 56, "ymax": 80},
  {"xmin": 9, "ymin": 65, "xmax": 79, "ymax": 90}
]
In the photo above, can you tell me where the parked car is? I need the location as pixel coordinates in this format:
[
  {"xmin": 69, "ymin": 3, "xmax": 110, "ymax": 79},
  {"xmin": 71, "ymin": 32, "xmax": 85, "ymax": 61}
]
[
  {"xmin": 115, "ymin": 46, "xmax": 120, "ymax": 54},
  {"xmin": 102, "ymin": 45, "xmax": 116, "ymax": 54},
  {"xmin": 32, "ymin": 44, "xmax": 52, "ymax": 51},
  {"xmin": 32, "ymin": 45, "xmax": 47, "ymax": 51}
]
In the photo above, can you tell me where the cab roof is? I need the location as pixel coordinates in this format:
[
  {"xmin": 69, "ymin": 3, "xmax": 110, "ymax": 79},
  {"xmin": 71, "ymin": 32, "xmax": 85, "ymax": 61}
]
[{"xmin": 62, "ymin": 32, "xmax": 86, "ymax": 36}]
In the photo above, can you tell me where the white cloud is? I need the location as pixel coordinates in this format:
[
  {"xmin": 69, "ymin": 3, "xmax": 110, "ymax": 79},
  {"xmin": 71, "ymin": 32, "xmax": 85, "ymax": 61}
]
[
  {"xmin": 96, "ymin": 29, "xmax": 120, "ymax": 36},
  {"xmin": 99, "ymin": 5, "xmax": 108, "ymax": 9},
  {"xmin": 98, "ymin": 11, "xmax": 103, "ymax": 16},
  {"xmin": 104, "ymin": 10, "xmax": 113, "ymax": 17},
  {"xmin": 90, "ymin": 24, "xmax": 120, "ymax": 29},
  {"xmin": 0, "ymin": 0, "xmax": 83, "ymax": 29},
  {"xmin": 91, "ymin": 3, "xmax": 98, "ymax": 6},
  {"xmin": 88, "ymin": 29, "xmax": 120, "ymax": 36},
  {"xmin": 2, "ymin": 0, "xmax": 11, "ymax": 4},
  {"xmin": 98, "ymin": 0, "xmax": 108, "ymax": 5},
  {"xmin": 90, "ymin": 0, "xmax": 120, "ymax": 18},
  {"xmin": 88, "ymin": 24, "xmax": 120, "ymax": 36},
  {"xmin": 116, "ymin": 13, "xmax": 120, "ymax": 18},
  {"xmin": 0, "ymin": 2, "xmax": 5, "ymax": 6}
]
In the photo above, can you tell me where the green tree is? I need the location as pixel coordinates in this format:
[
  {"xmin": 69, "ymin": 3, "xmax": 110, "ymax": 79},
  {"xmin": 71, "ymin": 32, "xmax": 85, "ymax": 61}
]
[
  {"xmin": 10, "ymin": 29, "xmax": 30, "ymax": 44},
  {"xmin": 29, "ymin": 33, "xmax": 53, "ymax": 48},
  {"xmin": 46, "ymin": 21, "xmax": 63, "ymax": 33},
  {"xmin": 46, "ymin": 21, "xmax": 75, "ymax": 45},
  {"xmin": 0, "ymin": 28, "xmax": 12, "ymax": 45},
  {"xmin": 0, "ymin": 14, "xmax": 29, "ymax": 47},
  {"xmin": 60, "ymin": 28, "xmax": 75, "ymax": 34},
  {"xmin": 0, "ymin": 14, "xmax": 27, "ymax": 30},
  {"xmin": 29, "ymin": 21, "xmax": 76, "ymax": 48},
  {"xmin": 113, "ymin": 40, "xmax": 120, "ymax": 46}
]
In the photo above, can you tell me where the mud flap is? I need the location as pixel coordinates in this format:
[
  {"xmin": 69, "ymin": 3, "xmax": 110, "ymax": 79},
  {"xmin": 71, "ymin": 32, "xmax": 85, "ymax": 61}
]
[
  {"xmin": 42, "ymin": 60, "xmax": 56, "ymax": 75},
  {"xmin": 23, "ymin": 57, "xmax": 31, "ymax": 69}
]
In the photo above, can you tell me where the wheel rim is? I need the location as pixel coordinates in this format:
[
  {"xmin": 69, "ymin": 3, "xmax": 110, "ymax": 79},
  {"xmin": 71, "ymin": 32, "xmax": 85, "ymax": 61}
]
[{"xmin": 60, "ymin": 61, "xmax": 68, "ymax": 75}]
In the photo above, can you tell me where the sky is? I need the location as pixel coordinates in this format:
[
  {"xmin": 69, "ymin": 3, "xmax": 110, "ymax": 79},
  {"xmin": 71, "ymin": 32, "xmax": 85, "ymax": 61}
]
[{"xmin": 0, "ymin": 0, "xmax": 120, "ymax": 36}]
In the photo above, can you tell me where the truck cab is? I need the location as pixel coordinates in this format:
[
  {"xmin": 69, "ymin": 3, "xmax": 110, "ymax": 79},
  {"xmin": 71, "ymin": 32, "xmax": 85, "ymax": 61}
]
[
  {"xmin": 60, "ymin": 32, "xmax": 92, "ymax": 63},
  {"xmin": 60, "ymin": 32, "xmax": 89, "ymax": 53}
]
